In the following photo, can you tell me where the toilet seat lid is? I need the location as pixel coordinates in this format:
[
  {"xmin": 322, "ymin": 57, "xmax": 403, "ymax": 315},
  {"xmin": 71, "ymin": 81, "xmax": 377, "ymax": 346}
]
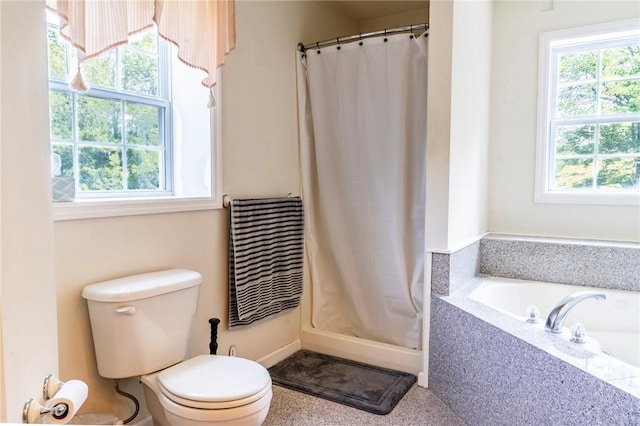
[{"xmin": 157, "ymin": 355, "xmax": 271, "ymax": 407}]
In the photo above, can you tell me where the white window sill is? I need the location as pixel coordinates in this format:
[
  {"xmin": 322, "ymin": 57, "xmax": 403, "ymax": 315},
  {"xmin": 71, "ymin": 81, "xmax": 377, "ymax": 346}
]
[
  {"xmin": 535, "ymin": 190, "xmax": 640, "ymax": 206},
  {"xmin": 52, "ymin": 196, "xmax": 223, "ymax": 221}
]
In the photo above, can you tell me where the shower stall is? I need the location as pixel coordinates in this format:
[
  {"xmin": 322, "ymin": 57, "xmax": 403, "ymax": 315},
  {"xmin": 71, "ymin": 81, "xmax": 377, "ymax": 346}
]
[{"xmin": 296, "ymin": 24, "xmax": 429, "ymax": 374}]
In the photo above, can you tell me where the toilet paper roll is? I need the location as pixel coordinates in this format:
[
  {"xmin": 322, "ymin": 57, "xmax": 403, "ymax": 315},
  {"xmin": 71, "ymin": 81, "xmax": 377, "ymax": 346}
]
[{"xmin": 43, "ymin": 380, "xmax": 88, "ymax": 424}]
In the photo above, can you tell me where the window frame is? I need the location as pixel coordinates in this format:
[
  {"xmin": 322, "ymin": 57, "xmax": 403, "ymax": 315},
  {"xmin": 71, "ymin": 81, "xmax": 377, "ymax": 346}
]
[
  {"xmin": 535, "ymin": 19, "xmax": 640, "ymax": 206},
  {"xmin": 48, "ymin": 86, "xmax": 175, "ymax": 199},
  {"xmin": 48, "ymin": 23, "xmax": 174, "ymax": 199},
  {"xmin": 52, "ymin": 92, "xmax": 222, "ymax": 221},
  {"xmin": 47, "ymin": 22, "xmax": 222, "ymax": 221}
]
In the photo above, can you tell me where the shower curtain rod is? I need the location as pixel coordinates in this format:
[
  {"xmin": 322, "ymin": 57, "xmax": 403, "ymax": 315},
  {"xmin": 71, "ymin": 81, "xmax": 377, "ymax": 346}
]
[{"xmin": 298, "ymin": 23, "xmax": 428, "ymax": 52}]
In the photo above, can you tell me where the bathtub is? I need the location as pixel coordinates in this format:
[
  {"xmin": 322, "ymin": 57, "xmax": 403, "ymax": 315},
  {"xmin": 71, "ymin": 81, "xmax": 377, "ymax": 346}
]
[
  {"xmin": 469, "ymin": 277, "xmax": 640, "ymax": 368},
  {"xmin": 429, "ymin": 275, "xmax": 640, "ymax": 424}
]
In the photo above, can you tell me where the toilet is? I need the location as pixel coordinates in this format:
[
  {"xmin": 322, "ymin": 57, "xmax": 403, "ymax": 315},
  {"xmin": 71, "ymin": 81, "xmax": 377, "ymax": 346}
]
[{"xmin": 82, "ymin": 269, "xmax": 272, "ymax": 426}]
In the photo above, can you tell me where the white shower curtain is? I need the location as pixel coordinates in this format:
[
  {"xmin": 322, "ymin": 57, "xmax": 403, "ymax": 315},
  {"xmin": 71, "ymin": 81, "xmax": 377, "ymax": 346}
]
[{"xmin": 297, "ymin": 31, "xmax": 428, "ymax": 349}]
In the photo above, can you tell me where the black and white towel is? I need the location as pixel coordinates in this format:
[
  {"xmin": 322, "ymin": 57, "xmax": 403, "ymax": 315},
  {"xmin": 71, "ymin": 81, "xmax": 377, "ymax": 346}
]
[{"xmin": 228, "ymin": 197, "xmax": 304, "ymax": 327}]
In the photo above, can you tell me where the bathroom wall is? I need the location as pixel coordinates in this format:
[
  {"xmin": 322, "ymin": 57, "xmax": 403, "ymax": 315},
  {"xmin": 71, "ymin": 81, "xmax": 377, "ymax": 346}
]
[
  {"xmin": 424, "ymin": 0, "xmax": 453, "ymax": 252},
  {"xmin": 0, "ymin": 0, "xmax": 358, "ymax": 423},
  {"xmin": 0, "ymin": 1, "xmax": 60, "ymax": 422},
  {"xmin": 426, "ymin": 0, "xmax": 492, "ymax": 252},
  {"xmin": 447, "ymin": 0, "xmax": 492, "ymax": 250},
  {"xmin": 0, "ymin": 0, "xmax": 4, "ymax": 415},
  {"xmin": 489, "ymin": 0, "xmax": 640, "ymax": 242},
  {"xmin": 359, "ymin": 6, "xmax": 430, "ymax": 33}
]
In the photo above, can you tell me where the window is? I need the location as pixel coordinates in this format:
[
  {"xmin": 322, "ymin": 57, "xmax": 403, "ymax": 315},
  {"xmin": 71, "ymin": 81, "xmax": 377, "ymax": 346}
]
[
  {"xmin": 535, "ymin": 20, "xmax": 640, "ymax": 205},
  {"xmin": 46, "ymin": 14, "xmax": 221, "ymax": 220},
  {"xmin": 48, "ymin": 25, "xmax": 171, "ymax": 197}
]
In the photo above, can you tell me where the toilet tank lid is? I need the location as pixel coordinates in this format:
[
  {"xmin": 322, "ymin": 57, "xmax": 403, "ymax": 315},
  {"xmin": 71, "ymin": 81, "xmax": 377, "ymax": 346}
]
[{"xmin": 82, "ymin": 269, "xmax": 202, "ymax": 302}]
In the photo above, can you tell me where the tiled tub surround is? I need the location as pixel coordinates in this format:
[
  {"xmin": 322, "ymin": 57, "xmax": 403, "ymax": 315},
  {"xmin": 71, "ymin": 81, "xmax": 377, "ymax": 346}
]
[
  {"xmin": 431, "ymin": 234, "xmax": 640, "ymax": 296},
  {"xmin": 428, "ymin": 235, "xmax": 640, "ymax": 425},
  {"xmin": 431, "ymin": 240, "xmax": 480, "ymax": 296},
  {"xmin": 479, "ymin": 234, "xmax": 640, "ymax": 292}
]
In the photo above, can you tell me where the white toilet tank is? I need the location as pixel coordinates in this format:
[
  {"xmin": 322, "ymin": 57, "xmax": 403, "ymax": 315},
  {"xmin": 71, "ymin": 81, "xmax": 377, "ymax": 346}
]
[{"xmin": 82, "ymin": 269, "xmax": 202, "ymax": 379}]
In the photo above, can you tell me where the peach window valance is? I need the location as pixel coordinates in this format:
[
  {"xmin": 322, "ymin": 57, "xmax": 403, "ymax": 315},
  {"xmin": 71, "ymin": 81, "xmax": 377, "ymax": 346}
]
[{"xmin": 45, "ymin": 0, "xmax": 236, "ymax": 107}]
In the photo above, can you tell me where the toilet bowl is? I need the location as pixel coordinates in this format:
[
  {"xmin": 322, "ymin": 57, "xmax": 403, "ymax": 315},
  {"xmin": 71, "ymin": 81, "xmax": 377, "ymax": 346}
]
[{"xmin": 141, "ymin": 355, "xmax": 272, "ymax": 426}]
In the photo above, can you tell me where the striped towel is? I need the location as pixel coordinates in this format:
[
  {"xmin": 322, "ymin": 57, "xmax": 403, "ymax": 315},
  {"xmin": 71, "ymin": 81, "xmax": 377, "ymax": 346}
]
[{"xmin": 228, "ymin": 197, "xmax": 304, "ymax": 327}]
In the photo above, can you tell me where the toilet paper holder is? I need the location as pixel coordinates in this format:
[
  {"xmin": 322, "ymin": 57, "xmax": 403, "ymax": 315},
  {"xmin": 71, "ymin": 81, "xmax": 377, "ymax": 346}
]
[
  {"xmin": 43, "ymin": 373, "xmax": 65, "ymax": 401},
  {"xmin": 22, "ymin": 397, "xmax": 70, "ymax": 424},
  {"xmin": 22, "ymin": 374, "xmax": 85, "ymax": 424}
]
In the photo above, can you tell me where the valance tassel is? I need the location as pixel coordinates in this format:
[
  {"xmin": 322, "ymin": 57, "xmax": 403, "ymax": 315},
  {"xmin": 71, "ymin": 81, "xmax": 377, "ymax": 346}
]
[
  {"xmin": 207, "ymin": 87, "xmax": 216, "ymax": 109},
  {"xmin": 69, "ymin": 66, "xmax": 89, "ymax": 92}
]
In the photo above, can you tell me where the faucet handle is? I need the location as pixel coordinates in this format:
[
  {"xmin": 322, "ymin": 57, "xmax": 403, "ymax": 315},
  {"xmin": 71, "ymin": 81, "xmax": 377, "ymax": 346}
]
[
  {"xmin": 526, "ymin": 305, "xmax": 541, "ymax": 323},
  {"xmin": 570, "ymin": 323, "xmax": 587, "ymax": 344}
]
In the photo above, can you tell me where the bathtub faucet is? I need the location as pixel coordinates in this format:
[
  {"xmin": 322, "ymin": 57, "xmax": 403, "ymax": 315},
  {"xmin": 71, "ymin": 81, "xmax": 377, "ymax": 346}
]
[{"xmin": 544, "ymin": 291, "xmax": 606, "ymax": 334}]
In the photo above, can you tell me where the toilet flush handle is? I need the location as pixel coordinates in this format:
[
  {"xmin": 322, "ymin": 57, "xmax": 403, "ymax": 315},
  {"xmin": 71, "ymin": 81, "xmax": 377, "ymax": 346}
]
[{"xmin": 115, "ymin": 306, "xmax": 136, "ymax": 315}]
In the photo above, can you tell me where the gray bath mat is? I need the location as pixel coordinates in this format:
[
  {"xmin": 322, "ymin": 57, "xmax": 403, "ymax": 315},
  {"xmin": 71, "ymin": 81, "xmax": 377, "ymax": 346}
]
[{"xmin": 268, "ymin": 350, "xmax": 416, "ymax": 415}]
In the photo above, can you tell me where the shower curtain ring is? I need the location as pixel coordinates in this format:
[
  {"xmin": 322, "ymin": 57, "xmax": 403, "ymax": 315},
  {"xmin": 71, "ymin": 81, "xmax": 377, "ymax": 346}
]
[
  {"xmin": 359, "ymin": 33, "xmax": 363, "ymax": 46},
  {"xmin": 336, "ymin": 37, "xmax": 341, "ymax": 50},
  {"xmin": 409, "ymin": 24, "xmax": 414, "ymax": 39}
]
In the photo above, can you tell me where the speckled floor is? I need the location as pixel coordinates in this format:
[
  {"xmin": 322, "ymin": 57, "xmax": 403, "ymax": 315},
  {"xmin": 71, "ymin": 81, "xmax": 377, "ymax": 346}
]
[{"xmin": 263, "ymin": 384, "xmax": 465, "ymax": 425}]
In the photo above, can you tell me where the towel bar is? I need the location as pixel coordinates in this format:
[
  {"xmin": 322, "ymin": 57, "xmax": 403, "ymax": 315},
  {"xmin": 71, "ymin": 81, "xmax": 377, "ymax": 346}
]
[{"xmin": 223, "ymin": 193, "xmax": 295, "ymax": 208}]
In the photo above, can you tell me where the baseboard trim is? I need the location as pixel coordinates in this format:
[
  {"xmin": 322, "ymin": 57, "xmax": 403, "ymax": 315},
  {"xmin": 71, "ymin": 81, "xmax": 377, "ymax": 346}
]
[
  {"xmin": 256, "ymin": 339, "xmax": 301, "ymax": 369},
  {"xmin": 418, "ymin": 371, "xmax": 428, "ymax": 388}
]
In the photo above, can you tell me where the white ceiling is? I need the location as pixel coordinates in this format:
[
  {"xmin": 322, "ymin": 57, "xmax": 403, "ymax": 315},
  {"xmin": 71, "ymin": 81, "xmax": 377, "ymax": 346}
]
[{"xmin": 327, "ymin": 1, "xmax": 428, "ymax": 22}]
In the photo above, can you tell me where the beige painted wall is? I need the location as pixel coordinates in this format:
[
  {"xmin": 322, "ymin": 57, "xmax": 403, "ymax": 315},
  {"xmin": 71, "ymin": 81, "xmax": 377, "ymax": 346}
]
[
  {"xmin": 51, "ymin": 1, "xmax": 358, "ymax": 421},
  {"xmin": 359, "ymin": 6, "xmax": 430, "ymax": 33},
  {"xmin": 489, "ymin": 0, "xmax": 640, "ymax": 242},
  {"xmin": 0, "ymin": 2, "xmax": 4, "ymax": 419},
  {"xmin": 425, "ymin": 0, "xmax": 492, "ymax": 252},
  {"xmin": 425, "ymin": 0, "xmax": 453, "ymax": 251},
  {"xmin": 448, "ymin": 0, "xmax": 491, "ymax": 249},
  {"xmin": 1, "ymin": 1, "xmax": 60, "ymax": 422}
]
